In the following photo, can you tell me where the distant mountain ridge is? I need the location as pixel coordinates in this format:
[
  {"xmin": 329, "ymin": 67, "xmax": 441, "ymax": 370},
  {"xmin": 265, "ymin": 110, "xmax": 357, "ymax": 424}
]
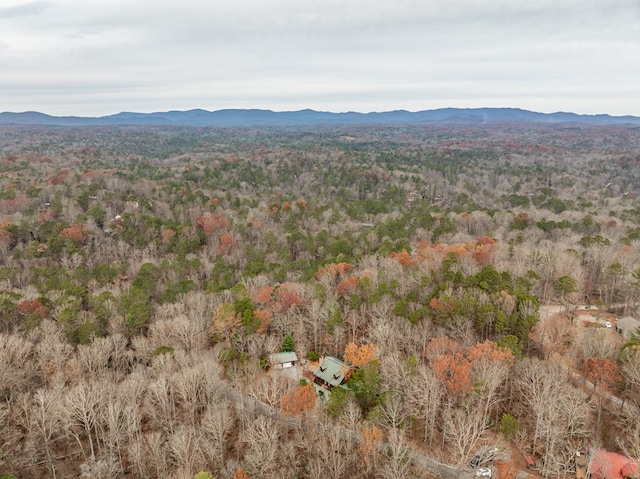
[{"xmin": 1, "ymin": 107, "xmax": 640, "ymax": 127}]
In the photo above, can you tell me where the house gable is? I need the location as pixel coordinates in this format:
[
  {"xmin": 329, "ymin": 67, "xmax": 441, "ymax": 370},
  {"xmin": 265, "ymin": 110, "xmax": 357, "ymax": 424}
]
[{"xmin": 313, "ymin": 356, "xmax": 348, "ymax": 389}]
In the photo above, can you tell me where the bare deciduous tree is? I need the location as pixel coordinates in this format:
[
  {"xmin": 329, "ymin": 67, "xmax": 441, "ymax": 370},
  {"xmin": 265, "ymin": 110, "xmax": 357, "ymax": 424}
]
[
  {"xmin": 172, "ymin": 363, "xmax": 214, "ymax": 423},
  {"xmin": 100, "ymin": 389, "xmax": 136, "ymax": 475},
  {"xmin": 529, "ymin": 316, "xmax": 575, "ymax": 359},
  {"xmin": 247, "ymin": 373, "xmax": 294, "ymax": 407},
  {"xmin": 467, "ymin": 340, "xmax": 514, "ymax": 426},
  {"xmin": 79, "ymin": 456, "xmax": 120, "ymax": 479},
  {"xmin": 0, "ymin": 333, "xmax": 35, "ymax": 395},
  {"xmin": 307, "ymin": 421, "xmax": 353, "ymax": 479},
  {"xmin": 145, "ymin": 376, "xmax": 177, "ymax": 434},
  {"xmin": 21, "ymin": 388, "xmax": 64, "ymax": 478},
  {"xmin": 340, "ymin": 396, "xmax": 362, "ymax": 432},
  {"xmin": 575, "ymin": 328, "xmax": 621, "ymax": 361},
  {"xmin": 515, "ymin": 358, "xmax": 593, "ymax": 477},
  {"xmin": 200, "ymin": 400, "xmax": 234, "ymax": 470},
  {"xmin": 381, "ymin": 428, "xmax": 414, "ymax": 479},
  {"xmin": 406, "ymin": 364, "xmax": 443, "ymax": 445},
  {"xmin": 241, "ymin": 415, "xmax": 280, "ymax": 479},
  {"xmin": 305, "ymin": 298, "xmax": 329, "ymax": 351},
  {"xmin": 63, "ymin": 381, "xmax": 103, "ymax": 461},
  {"xmin": 443, "ymin": 405, "xmax": 486, "ymax": 468},
  {"xmin": 33, "ymin": 319, "xmax": 73, "ymax": 386},
  {"xmin": 376, "ymin": 391, "xmax": 407, "ymax": 430},
  {"xmin": 142, "ymin": 430, "xmax": 170, "ymax": 478},
  {"xmin": 168, "ymin": 425, "xmax": 204, "ymax": 477}
]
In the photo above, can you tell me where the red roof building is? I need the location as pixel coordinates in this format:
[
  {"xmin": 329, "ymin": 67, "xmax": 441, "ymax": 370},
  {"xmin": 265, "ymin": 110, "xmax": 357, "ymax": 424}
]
[{"xmin": 589, "ymin": 450, "xmax": 639, "ymax": 479}]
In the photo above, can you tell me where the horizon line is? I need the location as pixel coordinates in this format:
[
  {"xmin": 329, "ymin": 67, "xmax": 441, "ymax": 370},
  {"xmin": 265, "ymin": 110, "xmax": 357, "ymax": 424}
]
[{"xmin": 2, "ymin": 106, "xmax": 639, "ymax": 119}]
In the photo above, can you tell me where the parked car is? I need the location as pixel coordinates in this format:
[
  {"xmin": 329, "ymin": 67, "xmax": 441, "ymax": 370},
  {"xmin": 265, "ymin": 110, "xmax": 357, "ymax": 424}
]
[
  {"xmin": 470, "ymin": 455, "xmax": 481, "ymax": 468},
  {"xmin": 605, "ymin": 321, "xmax": 612, "ymax": 328},
  {"xmin": 476, "ymin": 467, "xmax": 492, "ymax": 478}
]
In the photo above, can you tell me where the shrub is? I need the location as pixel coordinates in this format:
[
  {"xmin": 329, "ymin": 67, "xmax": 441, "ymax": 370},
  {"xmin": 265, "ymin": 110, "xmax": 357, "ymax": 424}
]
[
  {"xmin": 500, "ymin": 413, "xmax": 520, "ymax": 441},
  {"xmin": 281, "ymin": 333, "xmax": 296, "ymax": 352}
]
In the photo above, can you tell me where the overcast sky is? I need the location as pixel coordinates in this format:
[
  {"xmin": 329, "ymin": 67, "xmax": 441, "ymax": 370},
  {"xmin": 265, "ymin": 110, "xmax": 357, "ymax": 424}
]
[{"xmin": 1, "ymin": 0, "xmax": 639, "ymax": 116}]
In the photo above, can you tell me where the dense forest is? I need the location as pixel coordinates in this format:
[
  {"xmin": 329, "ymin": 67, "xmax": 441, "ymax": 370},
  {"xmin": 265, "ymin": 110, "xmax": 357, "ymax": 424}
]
[{"xmin": 1, "ymin": 122, "xmax": 640, "ymax": 479}]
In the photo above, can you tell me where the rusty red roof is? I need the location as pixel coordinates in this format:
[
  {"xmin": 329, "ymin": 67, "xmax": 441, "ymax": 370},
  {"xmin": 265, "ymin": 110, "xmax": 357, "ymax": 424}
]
[{"xmin": 589, "ymin": 450, "xmax": 639, "ymax": 479}]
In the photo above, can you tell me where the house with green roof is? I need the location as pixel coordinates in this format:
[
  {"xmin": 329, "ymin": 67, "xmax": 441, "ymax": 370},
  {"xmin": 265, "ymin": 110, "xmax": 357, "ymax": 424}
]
[{"xmin": 313, "ymin": 356, "xmax": 349, "ymax": 390}]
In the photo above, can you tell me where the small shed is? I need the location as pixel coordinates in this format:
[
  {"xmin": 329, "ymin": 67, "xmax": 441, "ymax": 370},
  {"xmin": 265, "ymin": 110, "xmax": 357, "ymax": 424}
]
[
  {"xmin": 269, "ymin": 351, "xmax": 298, "ymax": 369},
  {"xmin": 313, "ymin": 356, "xmax": 349, "ymax": 390},
  {"xmin": 617, "ymin": 316, "xmax": 640, "ymax": 339}
]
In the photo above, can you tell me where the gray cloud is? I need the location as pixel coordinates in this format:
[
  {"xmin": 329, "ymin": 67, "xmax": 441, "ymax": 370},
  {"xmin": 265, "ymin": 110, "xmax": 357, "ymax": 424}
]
[
  {"xmin": 0, "ymin": 0, "xmax": 639, "ymax": 116},
  {"xmin": 0, "ymin": 1, "xmax": 51, "ymax": 18}
]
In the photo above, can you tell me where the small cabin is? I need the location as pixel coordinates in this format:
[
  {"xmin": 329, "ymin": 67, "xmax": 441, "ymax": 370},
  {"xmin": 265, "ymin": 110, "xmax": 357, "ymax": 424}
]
[{"xmin": 269, "ymin": 351, "xmax": 298, "ymax": 369}]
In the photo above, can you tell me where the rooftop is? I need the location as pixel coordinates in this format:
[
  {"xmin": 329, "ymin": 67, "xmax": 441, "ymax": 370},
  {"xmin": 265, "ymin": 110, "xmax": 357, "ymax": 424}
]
[
  {"xmin": 589, "ymin": 449, "xmax": 639, "ymax": 479},
  {"xmin": 269, "ymin": 351, "xmax": 298, "ymax": 365},
  {"xmin": 617, "ymin": 316, "xmax": 640, "ymax": 338},
  {"xmin": 313, "ymin": 356, "xmax": 347, "ymax": 387}
]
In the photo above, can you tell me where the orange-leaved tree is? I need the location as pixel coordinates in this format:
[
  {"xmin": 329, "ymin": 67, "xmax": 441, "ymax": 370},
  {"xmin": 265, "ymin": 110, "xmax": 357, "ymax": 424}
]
[
  {"xmin": 466, "ymin": 340, "xmax": 514, "ymax": 423},
  {"xmin": 276, "ymin": 283, "xmax": 306, "ymax": 312},
  {"xmin": 585, "ymin": 357, "xmax": 622, "ymax": 391},
  {"xmin": 217, "ymin": 233, "xmax": 237, "ymax": 254},
  {"xmin": 280, "ymin": 383, "xmax": 316, "ymax": 417},
  {"xmin": 209, "ymin": 302, "xmax": 240, "ymax": 342},
  {"xmin": 432, "ymin": 352, "xmax": 473, "ymax": 396},
  {"xmin": 195, "ymin": 212, "xmax": 229, "ymax": 237},
  {"xmin": 428, "ymin": 297, "xmax": 457, "ymax": 324},
  {"xmin": 390, "ymin": 250, "xmax": 415, "ymax": 268},
  {"xmin": 233, "ymin": 468, "xmax": 250, "ymax": 479},
  {"xmin": 337, "ymin": 276, "xmax": 359, "ymax": 297},
  {"xmin": 314, "ymin": 262, "xmax": 353, "ymax": 280},
  {"xmin": 160, "ymin": 228, "xmax": 176, "ymax": 246},
  {"xmin": 466, "ymin": 340, "xmax": 514, "ymax": 367},
  {"xmin": 585, "ymin": 356, "xmax": 623, "ymax": 432},
  {"xmin": 424, "ymin": 336, "xmax": 462, "ymax": 362},
  {"xmin": 344, "ymin": 342, "xmax": 377, "ymax": 368},
  {"xmin": 253, "ymin": 309, "xmax": 273, "ymax": 334},
  {"xmin": 58, "ymin": 224, "xmax": 86, "ymax": 245},
  {"xmin": 496, "ymin": 460, "xmax": 519, "ymax": 479},
  {"xmin": 359, "ymin": 425, "xmax": 383, "ymax": 472},
  {"xmin": 253, "ymin": 286, "xmax": 275, "ymax": 306},
  {"xmin": 17, "ymin": 299, "xmax": 49, "ymax": 319}
]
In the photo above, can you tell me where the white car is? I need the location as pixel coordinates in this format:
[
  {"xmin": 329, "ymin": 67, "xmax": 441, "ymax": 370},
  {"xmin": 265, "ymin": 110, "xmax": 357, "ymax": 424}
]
[
  {"xmin": 476, "ymin": 467, "xmax": 492, "ymax": 478},
  {"xmin": 605, "ymin": 321, "xmax": 612, "ymax": 328}
]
